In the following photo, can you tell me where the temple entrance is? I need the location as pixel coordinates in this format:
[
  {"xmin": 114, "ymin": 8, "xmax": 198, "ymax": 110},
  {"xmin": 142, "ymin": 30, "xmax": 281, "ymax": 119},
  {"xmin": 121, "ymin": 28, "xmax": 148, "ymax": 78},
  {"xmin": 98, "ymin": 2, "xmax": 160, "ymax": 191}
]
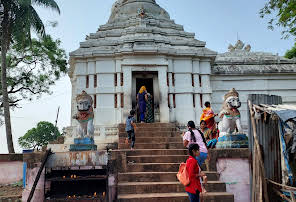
[{"xmin": 132, "ymin": 72, "xmax": 159, "ymax": 123}]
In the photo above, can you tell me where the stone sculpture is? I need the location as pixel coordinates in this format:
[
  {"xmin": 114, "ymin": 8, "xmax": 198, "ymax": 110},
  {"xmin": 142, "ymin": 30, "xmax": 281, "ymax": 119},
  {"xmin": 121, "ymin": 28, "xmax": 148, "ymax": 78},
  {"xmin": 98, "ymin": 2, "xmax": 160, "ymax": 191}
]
[
  {"xmin": 72, "ymin": 91, "xmax": 95, "ymax": 138},
  {"xmin": 244, "ymin": 44, "xmax": 251, "ymax": 52},
  {"xmin": 228, "ymin": 40, "xmax": 251, "ymax": 52},
  {"xmin": 234, "ymin": 40, "xmax": 244, "ymax": 50},
  {"xmin": 216, "ymin": 88, "xmax": 248, "ymax": 148},
  {"xmin": 138, "ymin": 6, "xmax": 146, "ymax": 18},
  {"xmin": 218, "ymin": 88, "xmax": 243, "ymax": 136}
]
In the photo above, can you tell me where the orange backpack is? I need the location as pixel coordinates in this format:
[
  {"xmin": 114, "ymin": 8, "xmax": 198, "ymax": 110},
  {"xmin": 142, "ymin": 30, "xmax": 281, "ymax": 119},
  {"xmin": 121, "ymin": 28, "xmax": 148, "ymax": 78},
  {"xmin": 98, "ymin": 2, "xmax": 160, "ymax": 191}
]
[{"xmin": 177, "ymin": 162, "xmax": 190, "ymax": 186}]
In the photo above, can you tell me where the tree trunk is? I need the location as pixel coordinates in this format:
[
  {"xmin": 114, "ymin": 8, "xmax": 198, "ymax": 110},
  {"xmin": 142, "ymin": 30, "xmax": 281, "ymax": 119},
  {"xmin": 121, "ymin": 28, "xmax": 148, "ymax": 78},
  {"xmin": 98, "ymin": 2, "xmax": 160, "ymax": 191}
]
[{"xmin": 1, "ymin": 8, "xmax": 15, "ymax": 153}]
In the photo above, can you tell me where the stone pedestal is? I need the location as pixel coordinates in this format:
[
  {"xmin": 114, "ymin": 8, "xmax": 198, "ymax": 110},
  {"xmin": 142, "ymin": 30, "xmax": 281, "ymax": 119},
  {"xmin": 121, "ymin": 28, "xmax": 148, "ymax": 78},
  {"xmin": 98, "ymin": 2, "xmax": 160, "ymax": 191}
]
[
  {"xmin": 69, "ymin": 137, "xmax": 97, "ymax": 151},
  {"xmin": 216, "ymin": 134, "xmax": 248, "ymax": 148}
]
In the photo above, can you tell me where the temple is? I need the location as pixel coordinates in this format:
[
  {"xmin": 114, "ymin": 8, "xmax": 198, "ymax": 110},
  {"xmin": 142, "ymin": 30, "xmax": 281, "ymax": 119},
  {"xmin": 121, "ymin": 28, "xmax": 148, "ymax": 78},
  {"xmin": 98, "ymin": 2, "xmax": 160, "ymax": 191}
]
[{"xmin": 66, "ymin": 0, "xmax": 296, "ymax": 149}]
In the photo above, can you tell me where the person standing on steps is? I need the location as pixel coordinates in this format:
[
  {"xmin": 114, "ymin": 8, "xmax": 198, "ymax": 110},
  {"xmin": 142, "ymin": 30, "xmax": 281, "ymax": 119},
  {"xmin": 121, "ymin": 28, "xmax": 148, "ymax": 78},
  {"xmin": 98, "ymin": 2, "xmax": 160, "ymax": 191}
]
[
  {"xmin": 137, "ymin": 86, "xmax": 148, "ymax": 123},
  {"xmin": 125, "ymin": 110, "xmax": 137, "ymax": 150},
  {"xmin": 183, "ymin": 121, "xmax": 208, "ymax": 166},
  {"xmin": 186, "ymin": 144, "xmax": 206, "ymax": 202},
  {"xmin": 200, "ymin": 101, "xmax": 218, "ymax": 131}
]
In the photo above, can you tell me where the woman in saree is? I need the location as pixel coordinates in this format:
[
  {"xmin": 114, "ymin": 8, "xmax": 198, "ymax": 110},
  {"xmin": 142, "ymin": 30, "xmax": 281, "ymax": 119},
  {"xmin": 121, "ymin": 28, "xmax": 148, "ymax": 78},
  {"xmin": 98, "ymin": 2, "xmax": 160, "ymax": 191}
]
[
  {"xmin": 200, "ymin": 120, "xmax": 217, "ymax": 149},
  {"xmin": 200, "ymin": 101, "xmax": 217, "ymax": 131},
  {"xmin": 137, "ymin": 86, "xmax": 148, "ymax": 123}
]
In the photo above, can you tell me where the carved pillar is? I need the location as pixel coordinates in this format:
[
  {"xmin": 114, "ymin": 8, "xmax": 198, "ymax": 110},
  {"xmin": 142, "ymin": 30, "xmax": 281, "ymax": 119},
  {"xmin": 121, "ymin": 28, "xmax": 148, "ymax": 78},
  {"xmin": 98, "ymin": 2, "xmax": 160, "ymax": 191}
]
[
  {"xmin": 158, "ymin": 67, "xmax": 169, "ymax": 123},
  {"xmin": 123, "ymin": 67, "xmax": 132, "ymax": 116}
]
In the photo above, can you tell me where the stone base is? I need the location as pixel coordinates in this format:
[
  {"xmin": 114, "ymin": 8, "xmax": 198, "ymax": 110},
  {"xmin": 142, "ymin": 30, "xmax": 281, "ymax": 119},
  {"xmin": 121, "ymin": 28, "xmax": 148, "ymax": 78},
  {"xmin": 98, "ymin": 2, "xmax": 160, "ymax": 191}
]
[
  {"xmin": 74, "ymin": 137, "xmax": 94, "ymax": 145},
  {"xmin": 216, "ymin": 134, "xmax": 248, "ymax": 148},
  {"xmin": 69, "ymin": 144, "xmax": 97, "ymax": 151},
  {"xmin": 70, "ymin": 137, "xmax": 97, "ymax": 151}
]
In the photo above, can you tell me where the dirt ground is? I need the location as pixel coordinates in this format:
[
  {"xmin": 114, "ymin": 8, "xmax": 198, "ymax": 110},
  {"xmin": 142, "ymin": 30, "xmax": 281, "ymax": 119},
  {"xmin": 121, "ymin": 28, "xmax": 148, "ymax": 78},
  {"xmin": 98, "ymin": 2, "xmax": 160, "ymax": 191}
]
[{"xmin": 0, "ymin": 182, "xmax": 23, "ymax": 198}]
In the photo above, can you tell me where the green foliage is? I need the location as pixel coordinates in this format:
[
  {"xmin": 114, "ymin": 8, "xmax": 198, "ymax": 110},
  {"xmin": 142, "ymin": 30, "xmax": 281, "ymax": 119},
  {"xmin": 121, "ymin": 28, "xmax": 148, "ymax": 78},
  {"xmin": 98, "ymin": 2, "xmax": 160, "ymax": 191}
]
[
  {"xmin": 0, "ymin": 35, "xmax": 68, "ymax": 111},
  {"xmin": 1, "ymin": 0, "xmax": 61, "ymax": 153},
  {"xmin": 260, "ymin": 0, "xmax": 296, "ymax": 39},
  {"xmin": 285, "ymin": 43, "xmax": 296, "ymax": 58},
  {"xmin": 1, "ymin": 0, "xmax": 60, "ymax": 47},
  {"xmin": 18, "ymin": 121, "xmax": 61, "ymax": 149}
]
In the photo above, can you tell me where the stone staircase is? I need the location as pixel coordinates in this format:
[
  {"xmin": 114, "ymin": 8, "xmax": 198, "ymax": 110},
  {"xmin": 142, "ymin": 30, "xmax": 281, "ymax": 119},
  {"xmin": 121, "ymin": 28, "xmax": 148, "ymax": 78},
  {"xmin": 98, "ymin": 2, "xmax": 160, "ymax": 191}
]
[{"xmin": 117, "ymin": 123, "xmax": 234, "ymax": 202}]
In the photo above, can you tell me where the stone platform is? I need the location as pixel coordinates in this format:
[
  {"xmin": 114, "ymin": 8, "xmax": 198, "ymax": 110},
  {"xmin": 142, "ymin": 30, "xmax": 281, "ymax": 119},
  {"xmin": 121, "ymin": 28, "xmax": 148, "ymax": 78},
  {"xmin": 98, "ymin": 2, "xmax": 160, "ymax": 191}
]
[
  {"xmin": 70, "ymin": 137, "xmax": 97, "ymax": 151},
  {"xmin": 216, "ymin": 134, "xmax": 248, "ymax": 149}
]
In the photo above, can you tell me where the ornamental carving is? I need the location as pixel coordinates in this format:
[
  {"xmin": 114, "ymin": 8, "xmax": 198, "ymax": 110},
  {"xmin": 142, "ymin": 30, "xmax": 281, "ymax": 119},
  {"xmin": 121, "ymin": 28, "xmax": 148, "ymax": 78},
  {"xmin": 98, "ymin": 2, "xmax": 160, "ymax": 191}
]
[{"xmin": 228, "ymin": 40, "xmax": 251, "ymax": 52}]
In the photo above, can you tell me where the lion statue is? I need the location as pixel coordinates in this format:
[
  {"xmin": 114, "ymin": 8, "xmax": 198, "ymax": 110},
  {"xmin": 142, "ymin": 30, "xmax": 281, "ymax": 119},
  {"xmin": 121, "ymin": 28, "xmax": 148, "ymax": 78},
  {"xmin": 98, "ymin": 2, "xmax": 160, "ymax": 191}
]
[
  {"xmin": 218, "ymin": 88, "xmax": 243, "ymax": 137},
  {"xmin": 72, "ymin": 91, "xmax": 95, "ymax": 138}
]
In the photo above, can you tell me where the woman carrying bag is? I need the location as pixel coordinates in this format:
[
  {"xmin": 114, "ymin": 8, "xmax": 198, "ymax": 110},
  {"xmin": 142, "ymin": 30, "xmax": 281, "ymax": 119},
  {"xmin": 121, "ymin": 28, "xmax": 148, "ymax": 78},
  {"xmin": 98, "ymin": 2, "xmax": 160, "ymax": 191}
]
[{"xmin": 186, "ymin": 144, "xmax": 206, "ymax": 202}]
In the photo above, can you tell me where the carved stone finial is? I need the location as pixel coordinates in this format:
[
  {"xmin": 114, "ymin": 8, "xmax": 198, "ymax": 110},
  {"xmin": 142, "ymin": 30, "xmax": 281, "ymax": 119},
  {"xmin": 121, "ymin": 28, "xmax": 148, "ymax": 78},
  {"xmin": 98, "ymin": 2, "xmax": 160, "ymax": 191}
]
[
  {"xmin": 228, "ymin": 44, "xmax": 235, "ymax": 52},
  {"xmin": 244, "ymin": 44, "xmax": 251, "ymax": 52},
  {"xmin": 228, "ymin": 40, "xmax": 252, "ymax": 52},
  {"xmin": 234, "ymin": 40, "xmax": 244, "ymax": 50}
]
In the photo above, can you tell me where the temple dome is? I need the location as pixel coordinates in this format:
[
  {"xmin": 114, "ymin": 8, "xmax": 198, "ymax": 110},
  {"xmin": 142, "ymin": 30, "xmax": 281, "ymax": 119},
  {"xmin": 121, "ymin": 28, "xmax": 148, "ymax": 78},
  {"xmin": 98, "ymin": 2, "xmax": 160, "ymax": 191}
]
[
  {"xmin": 70, "ymin": 0, "xmax": 217, "ymax": 59},
  {"xmin": 108, "ymin": 0, "xmax": 170, "ymax": 23}
]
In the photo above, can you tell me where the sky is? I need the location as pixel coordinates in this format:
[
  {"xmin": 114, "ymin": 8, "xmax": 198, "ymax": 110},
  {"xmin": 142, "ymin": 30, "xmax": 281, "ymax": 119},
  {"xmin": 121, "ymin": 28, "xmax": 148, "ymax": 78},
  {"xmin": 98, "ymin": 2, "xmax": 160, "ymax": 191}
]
[{"xmin": 0, "ymin": 0, "xmax": 294, "ymax": 153}]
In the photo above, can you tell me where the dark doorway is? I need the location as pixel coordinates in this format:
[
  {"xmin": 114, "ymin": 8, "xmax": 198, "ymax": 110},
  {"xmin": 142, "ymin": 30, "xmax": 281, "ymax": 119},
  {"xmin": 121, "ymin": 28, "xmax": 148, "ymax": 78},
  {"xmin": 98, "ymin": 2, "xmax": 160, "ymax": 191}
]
[{"xmin": 136, "ymin": 78, "xmax": 154, "ymax": 122}]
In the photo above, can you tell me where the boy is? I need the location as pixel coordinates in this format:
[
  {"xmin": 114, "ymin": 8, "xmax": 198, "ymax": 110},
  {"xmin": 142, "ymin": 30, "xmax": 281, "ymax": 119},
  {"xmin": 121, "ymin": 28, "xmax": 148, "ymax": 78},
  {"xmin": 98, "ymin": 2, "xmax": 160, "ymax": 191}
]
[{"xmin": 125, "ymin": 110, "xmax": 137, "ymax": 150}]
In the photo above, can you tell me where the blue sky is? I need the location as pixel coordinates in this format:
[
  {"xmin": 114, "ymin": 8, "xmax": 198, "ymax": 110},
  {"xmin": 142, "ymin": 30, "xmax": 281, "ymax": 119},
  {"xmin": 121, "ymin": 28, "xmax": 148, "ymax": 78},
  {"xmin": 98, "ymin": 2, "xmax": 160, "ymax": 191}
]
[{"xmin": 0, "ymin": 0, "xmax": 294, "ymax": 153}]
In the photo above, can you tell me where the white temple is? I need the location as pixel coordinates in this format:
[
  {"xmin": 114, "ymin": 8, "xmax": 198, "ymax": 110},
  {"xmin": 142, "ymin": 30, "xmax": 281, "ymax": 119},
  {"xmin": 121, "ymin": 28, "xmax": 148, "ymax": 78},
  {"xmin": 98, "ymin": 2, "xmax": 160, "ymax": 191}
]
[{"xmin": 64, "ymin": 0, "xmax": 296, "ymax": 149}]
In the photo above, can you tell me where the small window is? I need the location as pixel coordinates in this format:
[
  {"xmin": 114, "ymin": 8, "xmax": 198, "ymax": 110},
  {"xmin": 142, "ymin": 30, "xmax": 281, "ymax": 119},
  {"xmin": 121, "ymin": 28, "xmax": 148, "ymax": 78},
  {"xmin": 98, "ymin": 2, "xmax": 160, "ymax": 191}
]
[
  {"xmin": 120, "ymin": 73, "xmax": 123, "ymax": 86},
  {"xmin": 94, "ymin": 75, "xmax": 97, "ymax": 88},
  {"xmin": 172, "ymin": 73, "xmax": 175, "ymax": 86},
  {"xmin": 193, "ymin": 94, "xmax": 195, "ymax": 108},
  {"xmin": 173, "ymin": 94, "xmax": 176, "ymax": 108},
  {"xmin": 199, "ymin": 75, "xmax": 202, "ymax": 87},
  {"xmin": 94, "ymin": 94, "xmax": 97, "ymax": 109},
  {"xmin": 121, "ymin": 93, "xmax": 124, "ymax": 108},
  {"xmin": 192, "ymin": 74, "xmax": 195, "ymax": 87},
  {"xmin": 168, "ymin": 94, "xmax": 170, "ymax": 108},
  {"xmin": 86, "ymin": 75, "xmax": 89, "ymax": 88},
  {"xmin": 200, "ymin": 94, "xmax": 203, "ymax": 108},
  {"xmin": 167, "ymin": 72, "xmax": 169, "ymax": 86},
  {"xmin": 114, "ymin": 74, "xmax": 117, "ymax": 86},
  {"xmin": 114, "ymin": 94, "xmax": 118, "ymax": 108}
]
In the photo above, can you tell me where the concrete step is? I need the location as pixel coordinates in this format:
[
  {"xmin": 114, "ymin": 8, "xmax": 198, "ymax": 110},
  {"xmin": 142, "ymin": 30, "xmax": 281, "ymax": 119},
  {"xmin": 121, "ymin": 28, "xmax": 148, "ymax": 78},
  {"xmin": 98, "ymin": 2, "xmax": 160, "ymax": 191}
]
[
  {"xmin": 127, "ymin": 155, "xmax": 187, "ymax": 163},
  {"xmin": 118, "ymin": 181, "xmax": 226, "ymax": 195},
  {"xmin": 115, "ymin": 149, "xmax": 188, "ymax": 156},
  {"xmin": 119, "ymin": 123, "xmax": 176, "ymax": 128},
  {"xmin": 126, "ymin": 163, "xmax": 206, "ymax": 172},
  {"xmin": 118, "ymin": 181, "xmax": 184, "ymax": 194},
  {"xmin": 119, "ymin": 131, "xmax": 181, "ymax": 138},
  {"xmin": 119, "ymin": 142, "xmax": 184, "ymax": 149},
  {"xmin": 119, "ymin": 128, "xmax": 177, "ymax": 133},
  {"xmin": 204, "ymin": 181, "xmax": 226, "ymax": 192},
  {"xmin": 118, "ymin": 192, "xmax": 188, "ymax": 202},
  {"xmin": 119, "ymin": 137, "xmax": 182, "ymax": 144},
  {"xmin": 201, "ymin": 192, "xmax": 234, "ymax": 202},
  {"xmin": 118, "ymin": 192, "xmax": 234, "ymax": 202},
  {"xmin": 118, "ymin": 171, "xmax": 219, "ymax": 182}
]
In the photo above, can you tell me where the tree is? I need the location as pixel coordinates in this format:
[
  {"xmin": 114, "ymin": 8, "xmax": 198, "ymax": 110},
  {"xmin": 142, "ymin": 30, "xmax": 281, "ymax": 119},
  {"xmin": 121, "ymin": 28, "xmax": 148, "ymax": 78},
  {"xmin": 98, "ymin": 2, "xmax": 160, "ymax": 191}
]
[
  {"xmin": 260, "ymin": 0, "xmax": 296, "ymax": 39},
  {"xmin": 285, "ymin": 43, "xmax": 296, "ymax": 59},
  {"xmin": 0, "ymin": 35, "xmax": 68, "ymax": 124},
  {"xmin": 0, "ymin": 0, "xmax": 60, "ymax": 153},
  {"xmin": 18, "ymin": 121, "xmax": 61, "ymax": 150},
  {"xmin": 260, "ymin": 1, "xmax": 296, "ymax": 59}
]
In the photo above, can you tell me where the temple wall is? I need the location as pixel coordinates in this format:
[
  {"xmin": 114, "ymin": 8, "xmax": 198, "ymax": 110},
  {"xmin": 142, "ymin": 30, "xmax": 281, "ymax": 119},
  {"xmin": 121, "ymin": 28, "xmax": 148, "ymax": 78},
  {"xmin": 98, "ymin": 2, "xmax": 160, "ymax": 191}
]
[
  {"xmin": 70, "ymin": 55, "xmax": 213, "ymax": 130},
  {"xmin": 211, "ymin": 73, "xmax": 296, "ymax": 129}
]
